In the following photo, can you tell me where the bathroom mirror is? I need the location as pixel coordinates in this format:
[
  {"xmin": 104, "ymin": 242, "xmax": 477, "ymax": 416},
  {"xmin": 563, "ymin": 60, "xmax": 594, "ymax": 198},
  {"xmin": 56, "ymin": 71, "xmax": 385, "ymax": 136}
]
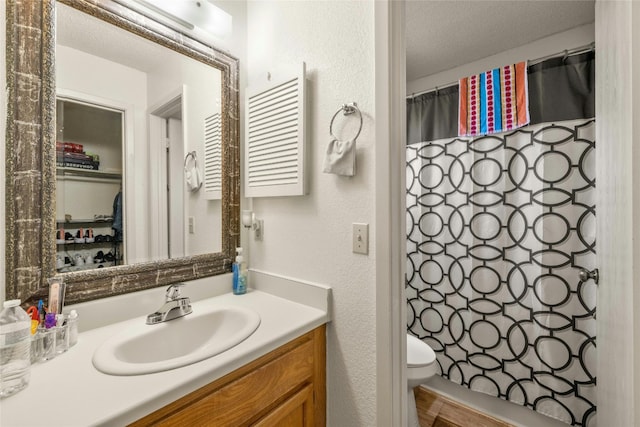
[
  {"xmin": 5, "ymin": 0, "xmax": 240, "ymax": 305},
  {"xmin": 55, "ymin": 2, "xmax": 224, "ymax": 269}
]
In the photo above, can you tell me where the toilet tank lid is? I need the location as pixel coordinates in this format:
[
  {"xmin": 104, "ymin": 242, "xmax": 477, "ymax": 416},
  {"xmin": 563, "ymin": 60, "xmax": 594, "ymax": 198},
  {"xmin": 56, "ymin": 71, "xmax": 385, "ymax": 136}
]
[{"xmin": 407, "ymin": 334, "xmax": 436, "ymax": 367}]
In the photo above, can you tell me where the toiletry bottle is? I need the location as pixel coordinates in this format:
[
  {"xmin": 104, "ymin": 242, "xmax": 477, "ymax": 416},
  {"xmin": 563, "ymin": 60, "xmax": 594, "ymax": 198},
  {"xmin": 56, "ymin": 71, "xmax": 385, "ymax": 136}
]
[
  {"xmin": 232, "ymin": 247, "xmax": 247, "ymax": 295},
  {"xmin": 0, "ymin": 300, "xmax": 31, "ymax": 398},
  {"xmin": 67, "ymin": 310, "xmax": 79, "ymax": 347}
]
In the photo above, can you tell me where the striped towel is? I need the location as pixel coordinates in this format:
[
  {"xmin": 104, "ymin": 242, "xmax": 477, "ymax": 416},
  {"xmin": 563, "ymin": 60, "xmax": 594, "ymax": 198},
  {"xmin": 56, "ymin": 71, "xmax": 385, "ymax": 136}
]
[{"xmin": 458, "ymin": 61, "xmax": 530, "ymax": 137}]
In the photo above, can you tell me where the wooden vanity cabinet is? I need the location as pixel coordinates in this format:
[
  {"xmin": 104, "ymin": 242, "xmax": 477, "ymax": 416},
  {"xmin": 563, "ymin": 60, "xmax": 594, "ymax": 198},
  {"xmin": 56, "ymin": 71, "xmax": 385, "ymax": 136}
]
[{"xmin": 129, "ymin": 325, "xmax": 326, "ymax": 427}]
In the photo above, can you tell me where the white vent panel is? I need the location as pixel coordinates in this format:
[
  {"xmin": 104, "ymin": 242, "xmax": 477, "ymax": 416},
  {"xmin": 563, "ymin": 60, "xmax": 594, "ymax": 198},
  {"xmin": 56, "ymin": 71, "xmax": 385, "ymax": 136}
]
[
  {"xmin": 245, "ymin": 63, "xmax": 307, "ymax": 197},
  {"xmin": 203, "ymin": 112, "xmax": 221, "ymax": 200}
]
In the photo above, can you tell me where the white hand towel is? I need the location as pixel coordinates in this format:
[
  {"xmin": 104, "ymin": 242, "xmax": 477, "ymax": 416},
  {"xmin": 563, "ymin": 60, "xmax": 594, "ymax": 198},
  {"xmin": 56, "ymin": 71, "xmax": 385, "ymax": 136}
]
[
  {"xmin": 323, "ymin": 138, "xmax": 356, "ymax": 176},
  {"xmin": 185, "ymin": 164, "xmax": 202, "ymax": 191}
]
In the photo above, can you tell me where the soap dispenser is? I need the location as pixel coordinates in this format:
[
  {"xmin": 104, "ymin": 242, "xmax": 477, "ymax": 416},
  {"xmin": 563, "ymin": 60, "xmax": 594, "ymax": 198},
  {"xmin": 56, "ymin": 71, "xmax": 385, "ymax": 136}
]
[{"xmin": 232, "ymin": 247, "xmax": 247, "ymax": 295}]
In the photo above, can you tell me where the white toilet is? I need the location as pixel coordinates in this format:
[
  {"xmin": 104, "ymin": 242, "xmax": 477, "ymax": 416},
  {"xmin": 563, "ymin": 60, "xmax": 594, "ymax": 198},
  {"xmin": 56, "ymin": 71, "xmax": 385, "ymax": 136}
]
[{"xmin": 407, "ymin": 333, "xmax": 437, "ymax": 427}]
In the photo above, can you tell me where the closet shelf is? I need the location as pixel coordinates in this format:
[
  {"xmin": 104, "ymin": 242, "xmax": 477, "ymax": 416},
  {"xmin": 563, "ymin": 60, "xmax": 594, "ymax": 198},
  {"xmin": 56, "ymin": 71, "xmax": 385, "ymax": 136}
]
[
  {"xmin": 56, "ymin": 241, "xmax": 118, "ymax": 247},
  {"xmin": 56, "ymin": 167, "xmax": 122, "ymax": 180},
  {"xmin": 56, "ymin": 219, "xmax": 114, "ymax": 225}
]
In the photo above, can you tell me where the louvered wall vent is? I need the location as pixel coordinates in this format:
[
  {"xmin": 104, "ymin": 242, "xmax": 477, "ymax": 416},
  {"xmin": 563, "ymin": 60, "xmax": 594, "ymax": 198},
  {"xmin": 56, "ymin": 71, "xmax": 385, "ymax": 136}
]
[
  {"xmin": 245, "ymin": 63, "xmax": 307, "ymax": 197},
  {"xmin": 203, "ymin": 112, "xmax": 222, "ymax": 200}
]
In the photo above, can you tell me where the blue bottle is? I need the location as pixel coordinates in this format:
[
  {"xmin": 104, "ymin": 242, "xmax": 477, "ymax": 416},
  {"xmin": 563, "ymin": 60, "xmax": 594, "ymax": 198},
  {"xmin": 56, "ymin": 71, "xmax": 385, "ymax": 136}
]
[{"xmin": 232, "ymin": 247, "xmax": 247, "ymax": 295}]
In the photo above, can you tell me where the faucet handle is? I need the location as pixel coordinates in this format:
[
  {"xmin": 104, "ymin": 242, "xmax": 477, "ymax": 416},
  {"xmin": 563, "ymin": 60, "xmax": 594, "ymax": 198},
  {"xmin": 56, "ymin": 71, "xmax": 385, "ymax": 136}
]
[{"xmin": 165, "ymin": 283, "xmax": 186, "ymax": 301}]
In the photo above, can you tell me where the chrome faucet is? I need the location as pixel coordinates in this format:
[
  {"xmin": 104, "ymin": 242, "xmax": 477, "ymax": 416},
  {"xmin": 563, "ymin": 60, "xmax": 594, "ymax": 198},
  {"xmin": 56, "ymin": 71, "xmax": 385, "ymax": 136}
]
[{"xmin": 146, "ymin": 283, "xmax": 193, "ymax": 325}]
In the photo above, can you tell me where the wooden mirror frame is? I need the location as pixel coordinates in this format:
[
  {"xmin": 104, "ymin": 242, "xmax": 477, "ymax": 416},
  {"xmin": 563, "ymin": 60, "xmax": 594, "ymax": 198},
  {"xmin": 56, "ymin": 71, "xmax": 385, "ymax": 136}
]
[{"xmin": 5, "ymin": 0, "xmax": 240, "ymax": 305}]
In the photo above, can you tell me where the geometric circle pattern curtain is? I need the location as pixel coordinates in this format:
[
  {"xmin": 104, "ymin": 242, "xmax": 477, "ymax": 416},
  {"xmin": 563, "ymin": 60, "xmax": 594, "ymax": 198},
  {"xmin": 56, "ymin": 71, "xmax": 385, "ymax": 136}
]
[{"xmin": 406, "ymin": 120, "xmax": 596, "ymax": 426}]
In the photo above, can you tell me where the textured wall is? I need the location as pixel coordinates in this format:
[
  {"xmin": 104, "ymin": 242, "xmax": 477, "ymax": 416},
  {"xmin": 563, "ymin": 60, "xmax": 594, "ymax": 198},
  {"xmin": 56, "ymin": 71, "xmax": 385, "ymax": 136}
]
[{"xmin": 246, "ymin": 1, "xmax": 377, "ymax": 425}]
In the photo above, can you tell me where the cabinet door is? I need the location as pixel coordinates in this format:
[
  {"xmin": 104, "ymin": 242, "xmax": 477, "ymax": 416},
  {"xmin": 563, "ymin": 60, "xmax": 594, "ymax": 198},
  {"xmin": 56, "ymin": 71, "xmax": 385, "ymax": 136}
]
[
  {"xmin": 133, "ymin": 340, "xmax": 314, "ymax": 426},
  {"xmin": 130, "ymin": 326, "xmax": 326, "ymax": 427},
  {"xmin": 254, "ymin": 384, "xmax": 314, "ymax": 427}
]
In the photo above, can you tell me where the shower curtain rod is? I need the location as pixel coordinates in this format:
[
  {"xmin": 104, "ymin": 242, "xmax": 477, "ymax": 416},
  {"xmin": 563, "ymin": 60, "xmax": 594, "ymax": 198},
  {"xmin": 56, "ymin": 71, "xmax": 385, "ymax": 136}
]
[{"xmin": 407, "ymin": 41, "xmax": 595, "ymax": 99}]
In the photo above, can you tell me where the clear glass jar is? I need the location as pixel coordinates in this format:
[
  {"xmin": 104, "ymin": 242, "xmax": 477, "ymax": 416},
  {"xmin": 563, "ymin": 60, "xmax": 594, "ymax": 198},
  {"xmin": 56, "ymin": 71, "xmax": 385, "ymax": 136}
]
[{"xmin": 0, "ymin": 300, "xmax": 31, "ymax": 398}]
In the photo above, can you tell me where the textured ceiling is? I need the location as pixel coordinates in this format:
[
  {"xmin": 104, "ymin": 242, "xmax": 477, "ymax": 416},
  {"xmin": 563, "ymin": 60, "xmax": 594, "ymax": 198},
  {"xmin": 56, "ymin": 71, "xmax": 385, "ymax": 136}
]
[{"xmin": 406, "ymin": 0, "xmax": 595, "ymax": 81}]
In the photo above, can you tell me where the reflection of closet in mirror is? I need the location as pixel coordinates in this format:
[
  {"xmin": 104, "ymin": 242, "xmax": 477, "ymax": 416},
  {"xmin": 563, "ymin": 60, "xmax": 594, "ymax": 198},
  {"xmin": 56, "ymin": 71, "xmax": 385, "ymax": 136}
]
[{"xmin": 55, "ymin": 98, "xmax": 125, "ymax": 272}]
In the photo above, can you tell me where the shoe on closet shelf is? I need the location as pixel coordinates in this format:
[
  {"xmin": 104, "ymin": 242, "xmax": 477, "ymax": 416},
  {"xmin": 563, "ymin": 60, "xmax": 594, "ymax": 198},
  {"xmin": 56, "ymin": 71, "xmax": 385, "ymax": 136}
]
[
  {"xmin": 94, "ymin": 250, "xmax": 105, "ymax": 264},
  {"xmin": 74, "ymin": 228, "xmax": 86, "ymax": 244},
  {"xmin": 73, "ymin": 253, "xmax": 85, "ymax": 266},
  {"xmin": 85, "ymin": 252, "xmax": 94, "ymax": 264},
  {"xmin": 85, "ymin": 228, "xmax": 95, "ymax": 243},
  {"xmin": 56, "ymin": 228, "xmax": 66, "ymax": 244}
]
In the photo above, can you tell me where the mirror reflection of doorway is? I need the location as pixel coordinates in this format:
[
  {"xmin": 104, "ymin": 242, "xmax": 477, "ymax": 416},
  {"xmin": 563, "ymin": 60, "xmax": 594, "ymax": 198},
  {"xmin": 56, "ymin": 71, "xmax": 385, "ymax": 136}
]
[
  {"xmin": 55, "ymin": 97, "xmax": 125, "ymax": 272},
  {"xmin": 167, "ymin": 117, "xmax": 185, "ymax": 259},
  {"xmin": 149, "ymin": 93, "xmax": 185, "ymax": 259}
]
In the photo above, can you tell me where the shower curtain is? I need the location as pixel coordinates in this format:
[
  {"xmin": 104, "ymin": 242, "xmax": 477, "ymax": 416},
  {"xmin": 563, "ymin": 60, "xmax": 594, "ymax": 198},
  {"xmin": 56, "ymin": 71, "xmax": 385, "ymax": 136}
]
[{"xmin": 406, "ymin": 52, "xmax": 596, "ymax": 427}]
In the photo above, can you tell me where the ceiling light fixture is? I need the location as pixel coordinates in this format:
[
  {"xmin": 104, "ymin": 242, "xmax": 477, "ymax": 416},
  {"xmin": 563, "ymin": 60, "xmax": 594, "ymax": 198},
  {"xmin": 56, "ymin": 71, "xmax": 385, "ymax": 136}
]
[{"xmin": 118, "ymin": 0, "xmax": 232, "ymax": 40}]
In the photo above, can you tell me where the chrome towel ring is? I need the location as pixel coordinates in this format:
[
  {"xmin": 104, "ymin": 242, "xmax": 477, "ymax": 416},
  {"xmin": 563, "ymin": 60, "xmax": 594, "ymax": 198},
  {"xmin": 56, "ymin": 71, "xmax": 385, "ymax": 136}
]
[{"xmin": 329, "ymin": 102, "xmax": 363, "ymax": 141}]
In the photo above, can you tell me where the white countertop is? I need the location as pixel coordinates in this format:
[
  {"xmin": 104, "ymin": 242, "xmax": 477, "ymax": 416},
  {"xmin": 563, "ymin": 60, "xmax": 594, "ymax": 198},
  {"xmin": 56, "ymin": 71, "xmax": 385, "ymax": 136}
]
[{"xmin": 0, "ymin": 289, "xmax": 329, "ymax": 427}]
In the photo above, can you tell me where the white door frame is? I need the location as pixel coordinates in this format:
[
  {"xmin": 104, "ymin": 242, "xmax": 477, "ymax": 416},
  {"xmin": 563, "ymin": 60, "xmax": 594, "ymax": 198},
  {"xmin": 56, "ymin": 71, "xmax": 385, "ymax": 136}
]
[
  {"xmin": 148, "ymin": 87, "xmax": 186, "ymax": 260},
  {"xmin": 167, "ymin": 117, "xmax": 185, "ymax": 258},
  {"xmin": 375, "ymin": 1, "xmax": 407, "ymax": 426},
  {"xmin": 595, "ymin": 2, "xmax": 640, "ymax": 425}
]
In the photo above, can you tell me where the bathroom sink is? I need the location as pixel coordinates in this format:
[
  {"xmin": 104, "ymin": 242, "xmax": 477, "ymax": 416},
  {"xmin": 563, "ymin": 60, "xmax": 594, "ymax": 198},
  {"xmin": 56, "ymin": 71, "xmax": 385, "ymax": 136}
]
[{"xmin": 92, "ymin": 305, "xmax": 261, "ymax": 375}]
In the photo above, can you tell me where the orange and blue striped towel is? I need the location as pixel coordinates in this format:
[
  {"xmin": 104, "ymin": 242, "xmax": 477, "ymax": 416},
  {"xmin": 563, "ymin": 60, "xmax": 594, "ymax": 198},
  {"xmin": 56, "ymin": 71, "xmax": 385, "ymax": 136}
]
[{"xmin": 458, "ymin": 61, "xmax": 530, "ymax": 137}]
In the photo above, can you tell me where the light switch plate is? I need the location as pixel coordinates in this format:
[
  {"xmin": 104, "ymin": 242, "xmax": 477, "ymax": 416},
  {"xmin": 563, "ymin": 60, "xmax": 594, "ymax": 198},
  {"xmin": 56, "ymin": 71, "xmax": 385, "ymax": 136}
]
[
  {"xmin": 255, "ymin": 219, "xmax": 264, "ymax": 240},
  {"xmin": 353, "ymin": 223, "xmax": 369, "ymax": 255}
]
